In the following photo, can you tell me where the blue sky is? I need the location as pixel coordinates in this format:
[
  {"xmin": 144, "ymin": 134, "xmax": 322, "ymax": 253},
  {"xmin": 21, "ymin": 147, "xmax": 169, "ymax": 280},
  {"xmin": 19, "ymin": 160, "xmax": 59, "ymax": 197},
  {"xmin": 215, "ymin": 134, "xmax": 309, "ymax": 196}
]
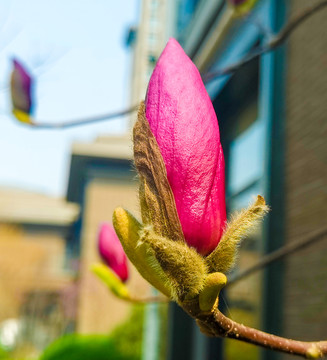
[{"xmin": 0, "ymin": 0, "xmax": 138, "ymax": 196}]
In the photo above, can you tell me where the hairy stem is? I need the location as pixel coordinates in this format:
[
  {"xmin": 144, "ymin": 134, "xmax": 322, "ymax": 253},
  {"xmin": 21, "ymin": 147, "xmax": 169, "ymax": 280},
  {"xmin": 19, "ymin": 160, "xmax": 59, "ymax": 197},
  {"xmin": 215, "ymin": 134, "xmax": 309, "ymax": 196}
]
[
  {"xmin": 31, "ymin": 105, "xmax": 138, "ymax": 129},
  {"xmin": 14, "ymin": 1, "xmax": 327, "ymax": 128}
]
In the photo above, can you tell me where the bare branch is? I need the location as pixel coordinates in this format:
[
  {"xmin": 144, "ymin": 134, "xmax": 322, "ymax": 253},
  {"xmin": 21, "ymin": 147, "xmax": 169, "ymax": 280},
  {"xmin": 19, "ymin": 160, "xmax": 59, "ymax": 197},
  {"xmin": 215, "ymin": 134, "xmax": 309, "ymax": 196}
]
[
  {"xmin": 202, "ymin": 0, "xmax": 327, "ymax": 82},
  {"xmin": 227, "ymin": 227, "xmax": 327, "ymax": 286},
  {"xmin": 29, "ymin": 105, "xmax": 138, "ymax": 129},
  {"xmin": 269, "ymin": 0, "xmax": 327, "ymax": 49},
  {"xmin": 10, "ymin": 1, "xmax": 327, "ymax": 128}
]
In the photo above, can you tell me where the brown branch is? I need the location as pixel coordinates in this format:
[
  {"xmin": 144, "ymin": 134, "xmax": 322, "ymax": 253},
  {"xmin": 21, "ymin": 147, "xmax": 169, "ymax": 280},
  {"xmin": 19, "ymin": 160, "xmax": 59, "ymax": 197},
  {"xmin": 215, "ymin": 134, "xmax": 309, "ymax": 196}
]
[
  {"xmin": 227, "ymin": 227, "xmax": 327, "ymax": 286},
  {"xmin": 182, "ymin": 297, "xmax": 327, "ymax": 358},
  {"xmin": 13, "ymin": 2, "xmax": 327, "ymax": 128},
  {"xmin": 202, "ymin": 0, "xmax": 327, "ymax": 82},
  {"xmin": 202, "ymin": 309, "xmax": 327, "ymax": 358}
]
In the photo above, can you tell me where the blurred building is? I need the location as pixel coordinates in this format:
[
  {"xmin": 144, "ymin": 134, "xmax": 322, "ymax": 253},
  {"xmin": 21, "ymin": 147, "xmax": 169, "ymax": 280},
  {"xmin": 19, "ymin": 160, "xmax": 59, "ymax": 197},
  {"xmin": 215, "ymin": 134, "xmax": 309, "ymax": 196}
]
[
  {"xmin": 126, "ymin": 0, "xmax": 176, "ymax": 129},
  {"xmin": 142, "ymin": 0, "xmax": 327, "ymax": 360},
  {"xmin": 66, "ymin": 135, "xmax": 150, "ymax": 334},
  {"xmin": 0, "ymin": 188, "xmax": 79, "ymax": 354},
  {"xmin": 38, "ymin": 0, "xmax": 179, "ymax": 345},
  {"xmin": 0, "ymin": 140, "xmax": 151, "ymax": 354},
  {"xmin": 6, "ymin": 0, "xmax": 324, "ymax": 359}
]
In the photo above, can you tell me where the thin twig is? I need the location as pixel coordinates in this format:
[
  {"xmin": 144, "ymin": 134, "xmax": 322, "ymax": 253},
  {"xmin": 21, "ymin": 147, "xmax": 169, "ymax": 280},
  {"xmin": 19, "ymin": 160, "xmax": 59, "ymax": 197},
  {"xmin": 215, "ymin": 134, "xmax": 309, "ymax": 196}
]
[
  {"xmin": 202, "ymin": 0, "xmax": 327, "ymax": 82},
  {"xmin": 227, "ymin": 227, "xmax": 327, "ymax": 286},
  {"xmin": 12, "ymin": 1, "xmax": 327, "ymax": 128},
  {"xmin": 30, "ymin": 105, "xmax": 138, "ymax": 129}
]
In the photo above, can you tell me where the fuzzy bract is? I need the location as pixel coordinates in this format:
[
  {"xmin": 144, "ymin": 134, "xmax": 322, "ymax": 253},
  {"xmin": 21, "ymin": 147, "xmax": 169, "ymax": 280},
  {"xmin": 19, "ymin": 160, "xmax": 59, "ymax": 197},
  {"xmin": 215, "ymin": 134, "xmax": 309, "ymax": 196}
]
[{"xmin": 145, "ymin": 38, "xmax": 226, "ymax": 255}]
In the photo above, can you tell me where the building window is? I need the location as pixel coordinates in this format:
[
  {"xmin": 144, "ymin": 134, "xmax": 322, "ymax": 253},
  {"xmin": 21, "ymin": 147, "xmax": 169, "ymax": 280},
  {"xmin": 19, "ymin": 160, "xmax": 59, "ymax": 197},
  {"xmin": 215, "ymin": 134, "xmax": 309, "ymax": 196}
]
[
  {"xmin": 148, "ymin": 54, "xmax": 157, "ymax": 65},
  {"xmin": 150, "ymin": 0, "xmax": 159, "ymax": 16}
]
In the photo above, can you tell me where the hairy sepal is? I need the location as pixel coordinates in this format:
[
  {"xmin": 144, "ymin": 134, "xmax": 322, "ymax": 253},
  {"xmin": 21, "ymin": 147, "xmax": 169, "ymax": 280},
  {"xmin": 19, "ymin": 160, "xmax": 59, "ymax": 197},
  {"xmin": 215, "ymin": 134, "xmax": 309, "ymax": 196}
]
[
  {"xmin": 199, "ymin": 272, "xmax": 227, "ymax": 312},
  {"xmin": 91, "ymin": 263, "xmax": 130, "ymax": 300},
  {"xmin": 113, "ymin": 207, "xmax": 171, "ymax": 297},
  {"xmin": 206, "ymin": 195, "xmax": 269, "ymax": 273},
  {"xmin": 139, "ymin": 226, "xmax": 207, "ymax": 302},
  {"xmin": 133, "ymin": 102, "xmax": 185, "ymax": 243}
]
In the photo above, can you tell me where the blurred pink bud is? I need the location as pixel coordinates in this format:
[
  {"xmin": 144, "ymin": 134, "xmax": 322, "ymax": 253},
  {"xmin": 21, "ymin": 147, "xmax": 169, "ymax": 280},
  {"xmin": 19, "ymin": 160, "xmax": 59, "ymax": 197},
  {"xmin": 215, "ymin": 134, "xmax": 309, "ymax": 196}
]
[
  {"xmin": 228, "ymin": 0, "xmax": 258, "ymax": 12},
  {"xmin": 10, "ymin": 58, "xmax": 33, "ymax": 114},
  {"xmin": 98, "ymin": 222, "xmax": 129, "ymax": 282},
  {"xmin": 229, "ymin": 0, "xmax": 247, "ymax": 5},
  {"xmin": 145, "ymin": 38, "xmax": 226, "ymax": 255}
]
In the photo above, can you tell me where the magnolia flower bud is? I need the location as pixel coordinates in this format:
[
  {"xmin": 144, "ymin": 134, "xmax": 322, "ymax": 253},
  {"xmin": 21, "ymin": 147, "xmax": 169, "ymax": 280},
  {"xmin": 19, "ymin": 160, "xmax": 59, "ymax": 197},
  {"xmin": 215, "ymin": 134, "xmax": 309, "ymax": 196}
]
[
  {"xmin": 10, "ymin": 59, "xmax": 33, "ymax": 115},
  {"xmin": 145, "ymin": 38, "xmax": 226, "ymax": 255},
  {"xmin": 113, "ymin": 39, "xmax": 268, "ymax": 303},
  {"xmin": 98, "ymin": 222, "xmax": 129, "ymax": 282}
]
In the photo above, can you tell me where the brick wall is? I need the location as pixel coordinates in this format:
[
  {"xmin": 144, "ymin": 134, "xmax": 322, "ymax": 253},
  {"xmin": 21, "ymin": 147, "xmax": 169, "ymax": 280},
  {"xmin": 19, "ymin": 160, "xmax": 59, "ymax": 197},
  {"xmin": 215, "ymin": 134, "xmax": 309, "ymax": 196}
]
[{"xmin": 282, "ymin": 0, "xmax": 327, "ymax": 356}]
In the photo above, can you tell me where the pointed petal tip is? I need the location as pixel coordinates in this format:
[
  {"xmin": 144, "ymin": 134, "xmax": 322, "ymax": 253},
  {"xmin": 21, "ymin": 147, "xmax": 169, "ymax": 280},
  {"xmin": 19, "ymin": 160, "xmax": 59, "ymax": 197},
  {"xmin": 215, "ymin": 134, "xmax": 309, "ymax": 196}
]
[{"xmin": 97, "ymin": 221, "xmax": 129, "ymax": 282}]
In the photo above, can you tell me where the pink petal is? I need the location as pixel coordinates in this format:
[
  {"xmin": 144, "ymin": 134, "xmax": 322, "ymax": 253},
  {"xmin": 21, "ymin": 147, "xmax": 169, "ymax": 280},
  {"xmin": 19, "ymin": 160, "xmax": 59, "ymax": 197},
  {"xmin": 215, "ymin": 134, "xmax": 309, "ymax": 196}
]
[
  {"xmin": 145, "ymin": 38, "xmax": 226, "ymax": 255},
  {"xmin": 98, "ymin": 222, "xmax": 129, "ymax": 282},
  {"xmin": 11, "ymin": 58, "xmax": 33, "ymax": 114}
]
